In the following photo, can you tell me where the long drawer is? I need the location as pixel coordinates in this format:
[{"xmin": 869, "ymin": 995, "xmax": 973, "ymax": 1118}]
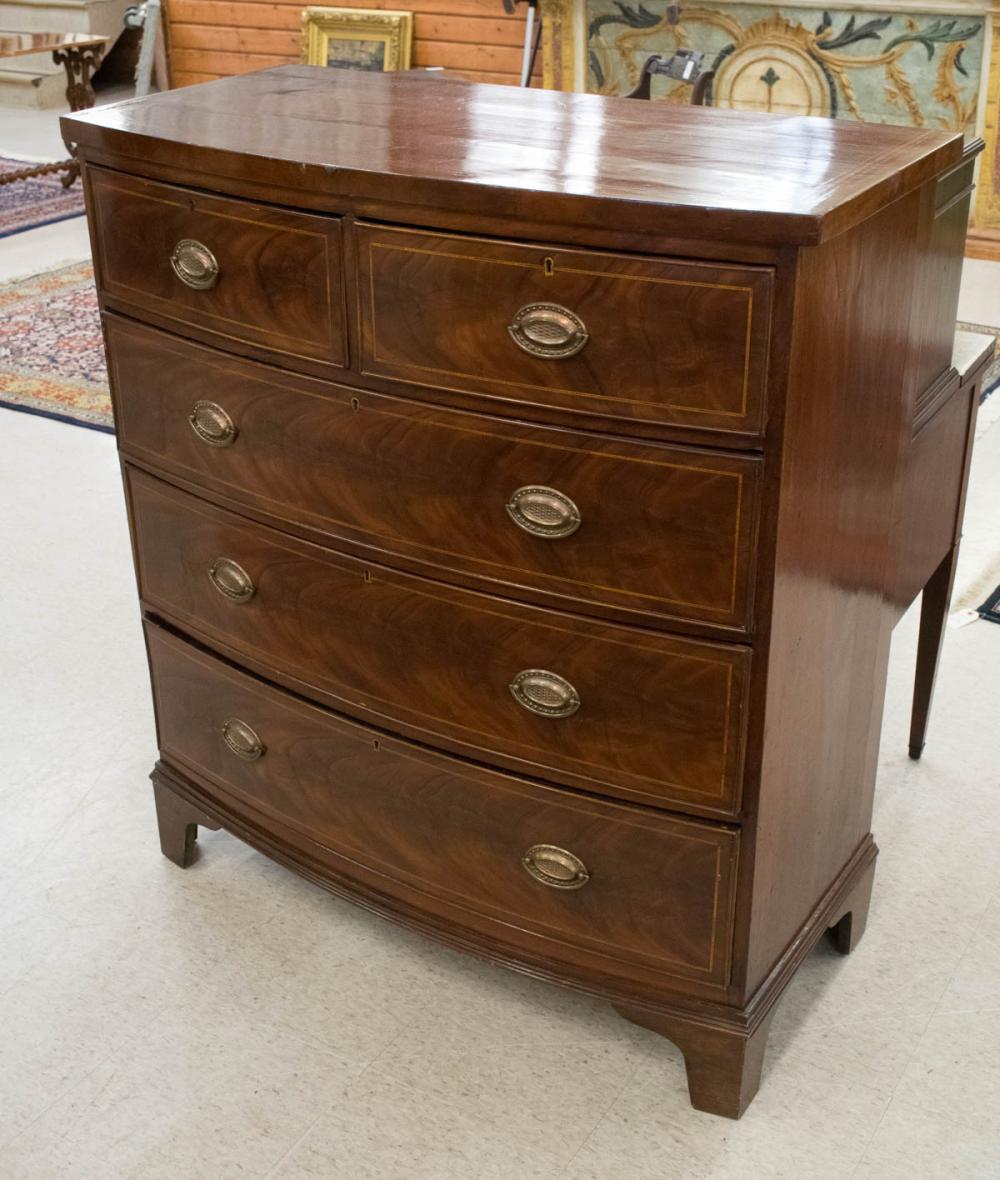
[
  {"xmin": 356, "ymin": 223, "xmax": 772, "ymax": 437},
  {"xmin": 146, "ymin": 622, "xmax": 739, "ymax": 990},
  {"xmin": 87, "ymin": 168, "xmax": 345, "ymax": 373},
  {"xmin": 108, "ymin": 316, "xmax": 761, "ymax": 634},
  {"xmin": 129, "ymin": 468, "xmax": 750, "ymax": 815}
]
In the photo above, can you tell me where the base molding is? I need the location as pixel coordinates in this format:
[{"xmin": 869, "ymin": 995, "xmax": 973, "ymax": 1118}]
[
  {"xmin": 150, "ymin": 760, "xmax": 878, "ymax": 1117},
  {"xmin": 612, "ymin": 839, "xmax": 877, "ymax": 1115},
  {"xmin": 743, "ymin": 836, "xmax": 879, "ymax": 1028}
]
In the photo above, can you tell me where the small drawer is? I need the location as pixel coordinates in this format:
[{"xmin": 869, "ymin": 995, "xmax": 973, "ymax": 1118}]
[
  {"xmin": 87, "ymin": 167, "xmax": 345, "ymax": 372},
  {"xmin": 109, "ymin": 316, "xmax": 761, "ymax": 633},
  {"xmin": 129, "ymin": 469, "xmax": 750, "ymax": 815},
  {"xmin": 146, "ymin": 623, "xmax": 739, "ymax": 990},
  {"xmin": 356, "ymin": 223, "xmax": 772, "ymax": 437}
]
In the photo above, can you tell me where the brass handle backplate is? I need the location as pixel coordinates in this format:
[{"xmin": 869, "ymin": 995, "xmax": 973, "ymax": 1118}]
[
  {"xmin": 522, "ymin": 844, "xmax": 590, "ymax": 890},
  {"xmin": 208, "ymin": 558, "xmax": 255, "ymax": 603},
  {"xmin": 508, "ymin": 303, "xmax": 588, "ymax": 359},
  {"xmin": 189, "ymin": 401, "xmax": 237, "ymax": 448},
  {"xmin": 506, "ymin": 485, "xmax": 581, "ymax": 539},
  {"xmin": 221, "ymin": 717, "xmax": 265, "ymax": 761},
  {"xmin": 171, "ymin": 238, "xmax": 219, "ymax": 290},
  {"xmin": 509, "ymin": 669, "xmax": 580, "ymax": 718}
]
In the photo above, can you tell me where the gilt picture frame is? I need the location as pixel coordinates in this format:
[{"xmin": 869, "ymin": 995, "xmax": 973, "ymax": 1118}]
[{"xmin": 301, "ymin": 7, "xmax": 413, "ymax": 73}]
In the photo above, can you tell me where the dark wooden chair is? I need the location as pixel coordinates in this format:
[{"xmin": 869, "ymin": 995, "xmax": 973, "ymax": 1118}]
[{"xmin": 624, "ymin": 52, "xmax": 715, "ymax": 105}]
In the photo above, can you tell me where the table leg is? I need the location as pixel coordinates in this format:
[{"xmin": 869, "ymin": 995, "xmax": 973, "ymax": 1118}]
[
  {"xmin": 908, "ymin": 544, "xmax": 960, "ymax": 759},
  {"xmin": 53, "ymin": 43, "xmax": 105, "ymax": 188}
]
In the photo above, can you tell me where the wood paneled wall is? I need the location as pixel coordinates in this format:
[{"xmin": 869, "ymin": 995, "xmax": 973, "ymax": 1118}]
[{"xmin": 166, "ymin": 0, "xmax": 540, "ymax": 90}]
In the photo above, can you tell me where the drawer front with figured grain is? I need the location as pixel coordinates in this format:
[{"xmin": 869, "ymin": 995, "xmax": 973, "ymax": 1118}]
[
  {"xmin": 87, "ymin": 167, "xmax": 345, "ymax": 371},
  {"xmin": 357, "ymin": 223, "xmax": 772, "ymax": 437},
  {"xmin": 129, "ymin": 469, "xmax": 750, "ymax": 815},
  {"xmin": 146, "ymin": 623, "xmax": 739, "ymax": 989},
  {"xmin": 109, "ymin": 317, "xmax": 761, "ymax": 633}
]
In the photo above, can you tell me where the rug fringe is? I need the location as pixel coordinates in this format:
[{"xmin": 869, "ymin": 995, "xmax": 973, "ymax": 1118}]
[
  {"xmin": 0, "ymin": 399, "xmax": 115, "ymax": 435},
  {"xmin": 0, "ymin": 210, "xmax": 86, "ymax": 242}
]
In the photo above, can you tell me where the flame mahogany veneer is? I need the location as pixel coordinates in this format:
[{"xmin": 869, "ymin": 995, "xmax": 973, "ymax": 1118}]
[{"xmin": 65, "ymin": 68, "xmax": 978, "ymax": 1118}]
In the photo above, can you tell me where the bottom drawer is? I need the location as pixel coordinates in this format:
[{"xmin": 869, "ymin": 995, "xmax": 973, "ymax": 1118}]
[{"xmin": 146, "ymin": 624, "xmax": 739, "ymax": 992}]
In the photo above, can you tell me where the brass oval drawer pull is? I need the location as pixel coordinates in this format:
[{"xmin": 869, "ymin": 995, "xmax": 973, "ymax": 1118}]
[
  {"xmin": 208, "ymin": 558, "xmax": 255, "ymax": 603},
  {"xmin": 510, "ymin": 669, "xmax": 580, "ymax": 718},
  {"xmin": 508, "ymin": 303, "xmax": 588, "ymax": 359},
  {"xmin": 189, "ymin": 400, "xmax": 238, "ymax": 448},
  {"xmin": 221, "ymin": 717, "xmax": 265, "ymax": 761},
  {"xmin": 522, "ymin": 844, "xmax": 590, "ymax": 890},
  {"xmin": 506, "ymin": 485, "xmax": 581, "ymax": 539},
  {"xmin": 170, "ymin": 238, "xmax": 220, "ymax": 290}
]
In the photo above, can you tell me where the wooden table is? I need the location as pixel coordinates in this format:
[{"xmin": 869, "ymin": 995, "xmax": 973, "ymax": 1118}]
[
  {"xmin": 893, "ymin": 329, "xmax": 997, "ymax": 758},
  {"xmin": 0, "ymin": 31, "xmax": 107, "ymax": 188}
]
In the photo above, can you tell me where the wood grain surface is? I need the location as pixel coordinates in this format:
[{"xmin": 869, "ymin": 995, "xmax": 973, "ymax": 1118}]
[
  {"xmin": 107, "ymin": 315, "xmax": 761, "ymax": 634},
  {"xmin": 357, "ymin": 223, "xmax": 772, "ymax": 437},
  {"xmin": 167, "ymin": 0, "xmax": 542, "ymax": 90},
  {"xmin": 88, "ymin": 167, "xmax": 345, "ymax": 372},
  {"xmin": 146, "ymin": 622, "xmax": 740, "ymax": 990},
  {"xmin": 64, "ymin": 67, "xmax": 962, "ymax": 246},
  {"xmin": 129, "ymin": 467, "xmax": 751, "ymax": 815},
  {"xmin": 738, "ymin": 185, "xmax": 938, "ymax": 991}
]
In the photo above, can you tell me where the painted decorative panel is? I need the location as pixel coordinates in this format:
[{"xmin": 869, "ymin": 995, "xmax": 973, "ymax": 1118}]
[
  {"xmin": 975, "ymin": 13, "xmax": 1000, "ymax": 234},
  {"xmin": 585, "ymin": 0, "xmax": 984, "ymax": 132}
]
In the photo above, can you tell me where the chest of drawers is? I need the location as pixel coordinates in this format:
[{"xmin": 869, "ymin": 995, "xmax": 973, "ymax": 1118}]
[{"xmin": 64, "ymin": 68, "xmax": 977, "ymax": 1119}]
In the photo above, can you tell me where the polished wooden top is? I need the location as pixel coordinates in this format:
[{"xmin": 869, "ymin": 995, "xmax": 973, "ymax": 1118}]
[
  {"xmin": 953, "ymin": 330, "xmax": 996, "ymax": 382},
  {"xmin": 63, "ymin": 66, "xmax": 963, "ymax": 245},
  {"xmin": 0, "ymin": 29, "xmax": 106, "ymax": 57}
]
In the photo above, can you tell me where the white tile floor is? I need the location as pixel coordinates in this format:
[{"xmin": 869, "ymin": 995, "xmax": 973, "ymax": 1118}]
[{"xmin": 2, "ymin": 100, "xmax": 1000, "ymax": 1179}]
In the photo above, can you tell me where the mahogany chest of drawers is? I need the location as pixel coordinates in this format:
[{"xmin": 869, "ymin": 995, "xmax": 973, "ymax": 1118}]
[{"xmin": 64, "ymin": 68, "xmax": 976, "ymax": 1118}]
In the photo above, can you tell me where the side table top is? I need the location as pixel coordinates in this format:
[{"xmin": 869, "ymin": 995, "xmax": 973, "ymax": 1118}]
[
  {"xmin": 0, "ymin": 30, "xmax": 107, "ymax": 59},
  {"xmin": 953, "ymin": 330, "xmax": 997, "ymax": 383}
]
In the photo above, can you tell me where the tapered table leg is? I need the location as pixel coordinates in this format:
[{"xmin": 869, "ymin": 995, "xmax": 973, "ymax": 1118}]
[
  {"xmin": 909, "ymin": 544, "xmax": 960, "ymax": 760},
  {"xmin": 53, "ymin": 40, "xmax": 105, "ymax": 188}
]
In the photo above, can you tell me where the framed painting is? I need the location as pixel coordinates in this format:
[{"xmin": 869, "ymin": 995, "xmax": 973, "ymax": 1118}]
[{"xmin": 301, "ymin": 7, "xmax": 413, "ymax": 73}]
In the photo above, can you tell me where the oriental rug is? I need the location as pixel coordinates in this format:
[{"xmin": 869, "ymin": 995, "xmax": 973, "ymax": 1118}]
[{"xmin": 0, "ymin": 260, "xmax": 111, "ymax": 433}]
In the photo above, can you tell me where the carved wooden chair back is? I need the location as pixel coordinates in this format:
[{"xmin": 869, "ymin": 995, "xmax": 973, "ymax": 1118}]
[{"xmin": 625, "ymin": 53, "xmax": 714, "ymax": 105}]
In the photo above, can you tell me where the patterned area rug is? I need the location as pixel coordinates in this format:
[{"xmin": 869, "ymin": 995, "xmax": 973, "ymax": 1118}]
[
  {"xmin": 0, "ymin": 155, "xmax": 85, "ymax": 239},
  {"xmin": 0, "ymin": 260, "xmax": 111, "ymax": 433}
]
